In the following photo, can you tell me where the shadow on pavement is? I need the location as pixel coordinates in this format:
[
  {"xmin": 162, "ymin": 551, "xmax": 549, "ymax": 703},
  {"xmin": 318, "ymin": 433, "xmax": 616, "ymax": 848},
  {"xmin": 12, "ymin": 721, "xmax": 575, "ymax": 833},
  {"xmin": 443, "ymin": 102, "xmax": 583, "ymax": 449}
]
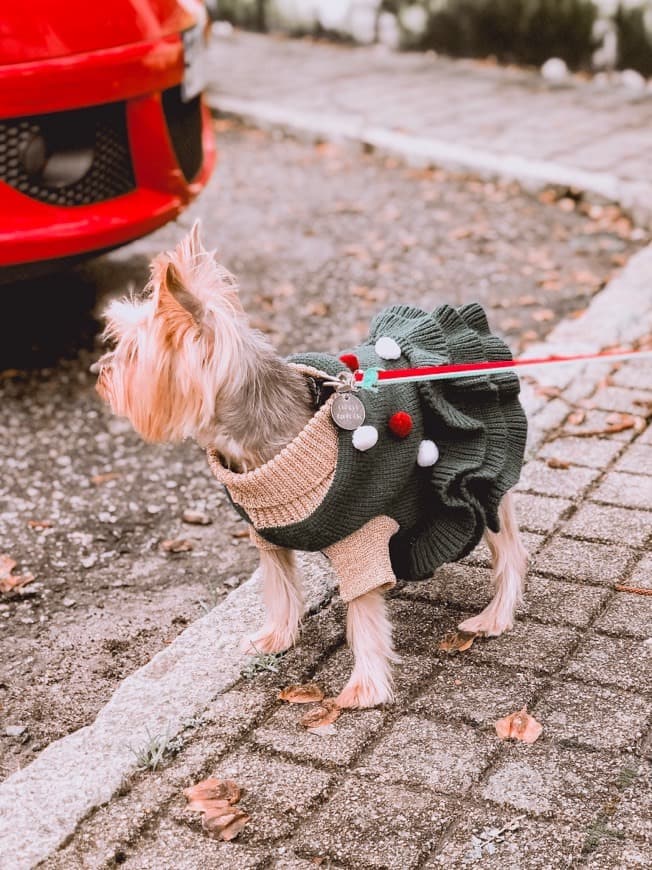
[{"xmin": 0, "ymin": 252, "xmax": 152, "ymax": 371}]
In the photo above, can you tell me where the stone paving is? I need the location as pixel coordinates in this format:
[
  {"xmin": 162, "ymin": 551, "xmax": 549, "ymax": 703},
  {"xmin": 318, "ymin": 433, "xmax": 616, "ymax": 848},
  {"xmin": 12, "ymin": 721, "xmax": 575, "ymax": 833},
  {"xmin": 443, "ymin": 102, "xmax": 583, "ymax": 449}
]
[
  {"xmin": 44, "ymin": 356, "xmax": 652, "ymax": 868},
  {"xmin": 206, "ymin": 32, "xmax": 652, "ymax": 223}
]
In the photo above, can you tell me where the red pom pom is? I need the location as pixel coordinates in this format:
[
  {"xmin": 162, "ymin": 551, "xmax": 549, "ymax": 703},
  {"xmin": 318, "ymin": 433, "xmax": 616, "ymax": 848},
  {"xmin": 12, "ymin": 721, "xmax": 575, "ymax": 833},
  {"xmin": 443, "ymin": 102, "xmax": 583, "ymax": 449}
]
[
  {"xmin": 339, "ymin": 353, "xmax": 360, "ymax": 371},
  {"xmin": 388, "ymin": 411, "xmax": 413, "ymax": 438}
]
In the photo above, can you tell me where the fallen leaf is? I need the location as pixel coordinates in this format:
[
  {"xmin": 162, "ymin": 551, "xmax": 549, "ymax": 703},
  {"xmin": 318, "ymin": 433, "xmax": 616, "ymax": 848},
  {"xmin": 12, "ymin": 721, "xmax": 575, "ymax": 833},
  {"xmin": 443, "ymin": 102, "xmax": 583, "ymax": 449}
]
[
  {"xmin": 567, "ymin": 409, "xmax": 586, "ymax": 426},
  {"xmin": 184, "ymin": 778, "xmax": 250, "ymax": 841},
  {"xmin": 546, "ymin": 457, "xmax": 570, "ymax": 469},
  {"xmin": 91, "ymin": 472, "xmax": 121, "ymax": 486},
  {"xmin": 278, "ymin": 684, "xmax": 325, "ymax": 704},
  {"xmin": 517, "ymin": 294, "xmax": 538, "ymax": 306},
  {"xmin": 307, "ymin": 301, "xmax": 330, "ymax": 317},
  {"xmin": 439, "ymin": 630, "xmax": 478, "ymax": 653},
  {"xmin": 0, "ymin": 554, "xmax": 35, "ymax": 593},
  {"xmin": 300, "ymin": 698, "xmax": 341, "ymax": 729},
  {"xmin": 211, "ymin": 811, "xmax": 251, "ymax": 841},
  {"xmin": 565, "ymin": 412, "xmax": 645, "ymax": 437},
  {"xmin": 307, "ymin": 723, "xmax": 338, "ymax": 737},
  {"xmin": 0, "ymin": 554, "xmax": 17, "ymax": 577},
  {"xmin": 572, "ymin": 269, "xmax": 599, "ymax": 286},
  {"xmin": 532, "ymin": 308, "xmax": 555, "ymax": 323},
  {"xmin": 161, "ymin": 539, "xmax": 194, "ymax": 553},
  {"xmin": 27, "ymin": 520, "xmax": 53, "ymax": 530},
  {"xmin": 182, "ymin": 510, "xmax": 212, "ymax": 526},
  {"xmin": 231, "ymin": 529, "xmax": 250, "ymax": 539},
  {"xmin": 535, "ymin": 385, "xmax": 561, "ymax": 399},
  {"xmin": 184, "ymin": 778, "xmax": 241, "ymax": 805},
  {"xmin": 495, "ymin": 707, "xmax": 543, "ymax": 743},
  {"xmin": 614, "ymin": 584, "xmax": 652, "ymax": 597}
]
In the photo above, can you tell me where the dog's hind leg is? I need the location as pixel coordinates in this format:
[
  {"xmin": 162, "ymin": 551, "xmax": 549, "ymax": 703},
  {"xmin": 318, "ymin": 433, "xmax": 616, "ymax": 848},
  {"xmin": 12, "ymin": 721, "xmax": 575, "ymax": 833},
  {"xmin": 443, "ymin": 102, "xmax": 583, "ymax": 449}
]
[
  {"xmin": 458, "ymin": 491, "xmax": 528, "ymax": 636},
  {"xmin": 243, "ymin": 545, "xmax": 304, "ymax": 655}
]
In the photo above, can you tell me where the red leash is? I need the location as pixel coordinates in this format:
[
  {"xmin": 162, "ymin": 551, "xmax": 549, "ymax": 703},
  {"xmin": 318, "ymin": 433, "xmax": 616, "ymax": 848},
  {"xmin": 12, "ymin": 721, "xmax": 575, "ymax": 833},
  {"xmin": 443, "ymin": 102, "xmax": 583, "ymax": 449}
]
[{"xmin": 354, "ymin": 348, "xmax": 652, "ymax": 388}]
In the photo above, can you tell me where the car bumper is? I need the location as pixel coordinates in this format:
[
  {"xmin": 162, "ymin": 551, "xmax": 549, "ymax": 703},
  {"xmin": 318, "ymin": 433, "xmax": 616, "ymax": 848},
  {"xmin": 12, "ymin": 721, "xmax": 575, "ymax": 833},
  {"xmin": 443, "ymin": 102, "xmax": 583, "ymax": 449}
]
[{"xmin": 0, "ymin": 34, "xmax": 216, "ymax": 269}]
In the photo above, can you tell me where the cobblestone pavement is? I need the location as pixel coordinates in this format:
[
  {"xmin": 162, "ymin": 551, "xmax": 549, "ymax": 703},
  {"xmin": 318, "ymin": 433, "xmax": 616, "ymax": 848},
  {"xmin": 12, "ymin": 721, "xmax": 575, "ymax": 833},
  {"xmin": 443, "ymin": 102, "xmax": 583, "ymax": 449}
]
[
  {"xmin": 206, "ymin": 32, "xmax": 652, "ymax": 219},
  {"xmin": 45, "ymin": 355, "xmax": 652, "ymax": 868}
]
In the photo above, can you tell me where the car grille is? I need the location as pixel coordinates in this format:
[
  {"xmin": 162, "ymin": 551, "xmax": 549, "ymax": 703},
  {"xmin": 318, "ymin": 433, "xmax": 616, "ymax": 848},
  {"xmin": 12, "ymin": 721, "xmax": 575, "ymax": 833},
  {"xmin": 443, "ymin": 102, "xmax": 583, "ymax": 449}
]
[
  {"xmin": 162, "ymin": 86, "xmax": 203, "ymax": 183},
  {"xmin": 0, "ymin": 101, "xmax": 135, "ymax": 207}
]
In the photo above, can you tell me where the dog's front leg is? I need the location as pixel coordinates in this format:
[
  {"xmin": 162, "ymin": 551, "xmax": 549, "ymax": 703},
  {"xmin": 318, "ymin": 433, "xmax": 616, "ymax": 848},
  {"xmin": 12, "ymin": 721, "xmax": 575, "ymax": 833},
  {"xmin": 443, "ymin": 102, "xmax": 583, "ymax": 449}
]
[
  {"xmin": 244, "ymin": 542, "xmax": 304, "ymax": 655},
  {"xmin": 336, "ymin": 587, "xmax": 400, "ymax": 708},
  {"xmin": 324, "ymin": 516, "xmax": 401, "ymax": 708}
]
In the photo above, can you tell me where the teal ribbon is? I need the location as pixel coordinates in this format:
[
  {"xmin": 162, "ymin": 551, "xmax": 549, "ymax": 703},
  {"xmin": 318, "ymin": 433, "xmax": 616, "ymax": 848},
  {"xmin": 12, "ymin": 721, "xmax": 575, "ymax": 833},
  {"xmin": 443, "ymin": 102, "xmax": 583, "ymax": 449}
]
[{"xmin": 360, "ymin": 367, "xmax": 380, "ymax": 392}]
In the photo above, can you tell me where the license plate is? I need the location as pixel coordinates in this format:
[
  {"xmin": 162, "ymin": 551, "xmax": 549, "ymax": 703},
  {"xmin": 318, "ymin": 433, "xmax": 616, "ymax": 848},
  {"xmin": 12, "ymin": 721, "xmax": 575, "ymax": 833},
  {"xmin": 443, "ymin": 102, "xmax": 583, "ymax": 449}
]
[{"xmin": 181, "ymin": 21, "xmax": 207, "ymax": 102}]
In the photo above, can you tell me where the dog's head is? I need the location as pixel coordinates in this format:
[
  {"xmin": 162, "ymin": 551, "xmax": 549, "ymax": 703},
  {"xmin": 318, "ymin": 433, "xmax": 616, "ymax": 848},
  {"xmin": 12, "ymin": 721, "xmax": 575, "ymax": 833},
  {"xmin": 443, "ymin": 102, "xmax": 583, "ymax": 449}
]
[{"xmin": 95, "ymin": 222, "xmax": 247, "ymax": 444}]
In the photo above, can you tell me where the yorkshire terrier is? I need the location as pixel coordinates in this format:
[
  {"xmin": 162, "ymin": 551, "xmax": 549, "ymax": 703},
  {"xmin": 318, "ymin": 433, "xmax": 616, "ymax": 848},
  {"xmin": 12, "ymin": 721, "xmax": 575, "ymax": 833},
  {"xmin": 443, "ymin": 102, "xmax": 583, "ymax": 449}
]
[{"xmin": 96, "ymin": 223, "xmax": 528, "ymax": 708}]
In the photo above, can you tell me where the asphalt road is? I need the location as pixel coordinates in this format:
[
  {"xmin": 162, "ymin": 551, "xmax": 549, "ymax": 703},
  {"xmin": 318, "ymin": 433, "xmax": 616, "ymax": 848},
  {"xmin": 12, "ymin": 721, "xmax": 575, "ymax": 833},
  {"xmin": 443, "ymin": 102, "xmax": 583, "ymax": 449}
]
[{"xmin": 0, "ymin": 120, "xmax": 646, "ymax": 779}]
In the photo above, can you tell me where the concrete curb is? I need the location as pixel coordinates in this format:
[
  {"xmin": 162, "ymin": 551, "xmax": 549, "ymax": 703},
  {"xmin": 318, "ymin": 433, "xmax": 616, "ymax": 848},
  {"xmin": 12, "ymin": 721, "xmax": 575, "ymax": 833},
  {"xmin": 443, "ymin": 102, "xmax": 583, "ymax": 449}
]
[
  {"xmin": 0, "ymin": 556, "xmax": 336, "ymax": 870},
  {"xmin": 2, "ymin": 245, "xmax": 651, "ymax": 867},
  {"xmin": 209, "ymin": 95, "xmax": 652, "ymax": 224}
]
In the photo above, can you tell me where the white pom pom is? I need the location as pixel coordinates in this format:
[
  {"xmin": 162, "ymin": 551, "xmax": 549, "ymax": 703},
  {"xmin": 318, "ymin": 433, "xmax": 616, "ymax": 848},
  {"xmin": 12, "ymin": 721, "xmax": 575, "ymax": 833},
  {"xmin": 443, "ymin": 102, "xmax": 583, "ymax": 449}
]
[
  {"xmin": 352, "ymin": 425, "xmax": 379, "ymax": 452},
  {"xmin": 374, "ymin": 336, "xmax": 401, "ymax": 360},
  {"xmin": 417, "ymin": 439, "xmax": 439, "ymax": 467}
]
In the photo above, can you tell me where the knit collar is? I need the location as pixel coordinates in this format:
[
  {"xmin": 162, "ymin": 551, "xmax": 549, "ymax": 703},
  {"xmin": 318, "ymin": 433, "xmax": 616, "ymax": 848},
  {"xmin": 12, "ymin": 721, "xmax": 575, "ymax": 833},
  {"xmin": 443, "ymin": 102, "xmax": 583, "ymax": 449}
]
[{"xmin": 206, "ymin": 365, "xmax": 340, "ymax": 529}]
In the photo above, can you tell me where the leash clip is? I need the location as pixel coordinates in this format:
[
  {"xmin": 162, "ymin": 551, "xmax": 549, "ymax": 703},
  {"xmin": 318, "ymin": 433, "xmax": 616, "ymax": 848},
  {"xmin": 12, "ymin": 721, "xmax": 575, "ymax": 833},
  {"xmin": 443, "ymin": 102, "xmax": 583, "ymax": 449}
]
[{"xmin": 324, "ymin": 370, "xmax": 359, "ymax": 393}]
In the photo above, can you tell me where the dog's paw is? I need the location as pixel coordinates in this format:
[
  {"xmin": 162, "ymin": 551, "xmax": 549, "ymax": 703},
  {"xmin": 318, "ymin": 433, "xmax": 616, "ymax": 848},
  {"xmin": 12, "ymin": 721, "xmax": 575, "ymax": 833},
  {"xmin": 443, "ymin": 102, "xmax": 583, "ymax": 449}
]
[
  {"xmin": 336, "ymin": 678, "xmax": 394, "ymax": 709},
  {"xmin": 241, "ymin": 627, "xmax": 295, "ymax": 656},
  {"xmin": 458, "ymin": 610, "xmax": 513, "ymax": 637}
]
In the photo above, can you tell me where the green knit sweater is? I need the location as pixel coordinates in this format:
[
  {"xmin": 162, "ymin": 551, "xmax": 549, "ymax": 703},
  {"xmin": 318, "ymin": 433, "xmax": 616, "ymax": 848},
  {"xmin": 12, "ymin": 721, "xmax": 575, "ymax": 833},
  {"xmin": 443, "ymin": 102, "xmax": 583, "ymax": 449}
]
[{"xmin": 219, "ymin": 303, "xmax": 527, "ymax": 581}]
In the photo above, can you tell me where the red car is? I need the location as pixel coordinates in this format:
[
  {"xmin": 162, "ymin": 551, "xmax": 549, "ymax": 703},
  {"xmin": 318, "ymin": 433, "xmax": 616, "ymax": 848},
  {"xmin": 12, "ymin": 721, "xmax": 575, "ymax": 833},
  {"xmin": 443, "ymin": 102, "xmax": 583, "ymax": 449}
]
[{"xmin": 0, "ymin": 0, "xmax": 215, "ymax": 273}]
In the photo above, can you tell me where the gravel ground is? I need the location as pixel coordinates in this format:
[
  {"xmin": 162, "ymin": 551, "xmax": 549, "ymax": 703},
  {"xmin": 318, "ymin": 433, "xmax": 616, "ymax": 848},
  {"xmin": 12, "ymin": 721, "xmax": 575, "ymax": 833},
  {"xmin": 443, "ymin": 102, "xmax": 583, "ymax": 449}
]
[{"xmin": 0, "ymin": 120, "xmax": 647, "ymax": 780}]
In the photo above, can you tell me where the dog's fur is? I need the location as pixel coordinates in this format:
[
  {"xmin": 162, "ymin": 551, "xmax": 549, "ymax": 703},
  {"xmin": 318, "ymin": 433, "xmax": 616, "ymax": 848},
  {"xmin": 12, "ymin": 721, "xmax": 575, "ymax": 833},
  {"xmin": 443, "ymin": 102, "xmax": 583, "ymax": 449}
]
[{"xmin": 96, "ymin": 224, "xmax": 528, "ymax": 708}]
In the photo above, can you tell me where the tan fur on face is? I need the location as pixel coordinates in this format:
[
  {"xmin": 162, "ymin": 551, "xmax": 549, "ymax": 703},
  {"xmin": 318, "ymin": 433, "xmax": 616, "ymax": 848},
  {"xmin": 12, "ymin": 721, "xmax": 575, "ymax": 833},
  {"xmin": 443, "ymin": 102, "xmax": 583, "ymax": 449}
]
[{"xmin": 96, "ymin": 224, "xmax": 254, "ymax": 444}]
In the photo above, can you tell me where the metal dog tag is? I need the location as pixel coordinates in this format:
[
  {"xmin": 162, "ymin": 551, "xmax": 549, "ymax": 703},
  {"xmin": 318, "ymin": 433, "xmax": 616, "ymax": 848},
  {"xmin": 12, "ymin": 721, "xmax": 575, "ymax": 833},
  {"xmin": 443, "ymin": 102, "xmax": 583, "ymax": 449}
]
[{"xmin": 331, "ymin": 393, "xmax": 365, "ymax": 430}]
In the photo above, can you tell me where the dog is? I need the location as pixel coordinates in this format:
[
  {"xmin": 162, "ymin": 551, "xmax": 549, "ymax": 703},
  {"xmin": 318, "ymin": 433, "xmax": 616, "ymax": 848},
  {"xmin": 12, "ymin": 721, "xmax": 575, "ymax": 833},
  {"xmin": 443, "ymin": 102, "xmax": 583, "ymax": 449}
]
[{"xmin": 95, "ymin": 223, "xmax": 528, "ymax": 708}]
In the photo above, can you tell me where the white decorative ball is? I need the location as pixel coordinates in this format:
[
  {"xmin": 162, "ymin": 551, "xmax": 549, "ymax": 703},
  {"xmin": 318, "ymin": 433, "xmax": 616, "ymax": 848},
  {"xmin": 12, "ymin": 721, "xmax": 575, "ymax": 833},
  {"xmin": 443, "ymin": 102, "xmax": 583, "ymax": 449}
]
[
  {"xmin": 374, "ymin": 336, "xmax": 401, "ymax": 360},
  {"xmin": 352, "ymin": 425, "xmax": 379, "ymax": 452},
  {"xmin": 417, "ymin": 439, "xmax": 439, "ymax": 467}
]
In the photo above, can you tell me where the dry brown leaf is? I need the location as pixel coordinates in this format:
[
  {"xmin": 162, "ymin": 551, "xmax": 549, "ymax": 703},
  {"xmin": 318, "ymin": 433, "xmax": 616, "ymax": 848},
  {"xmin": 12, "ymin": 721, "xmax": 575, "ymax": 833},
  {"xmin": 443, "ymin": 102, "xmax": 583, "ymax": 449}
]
[
  {"xmin": 307, "ymin": 723, "xmax": 338, "ymax": 737},
  {"xmin": 307, "ymin": 302, "xmax": 330, "ymax": 317},
  {"xmin": 91, "ymin": 472, "xmax": 121, "ymax": 486},
  {"xmin": 161, "ymin": 539, "xmax": 194, "ymax": 553},
  {"xmin": 184, "ymin": 778, "xmax": 249, "ymax": 841},
  {"xmin": 231, "ymin": 529, "xmax": 250, "ymax": 539},
  {"xmin": 300, "ymin": 698, "xmax": 341, "ymax": 729},
  {"xmin": 501, "ymin": 318, "xmax": 522, "ymax": 332},
  {"xmin": 517, "ymin": 294, "xmax": 538, "ymax": 306},
  {"xmin": 184, "ymin": 778, "xmax": 241, "ymax": 805},
  {"xmin": 0, "ymin": 554, "xmax": 17, "ymax": 577},
  {"xmin": 572, "ymin": 269, "xmax": 599, "ymax": 286},
  {"xmin": 0, "ymin": 554, "xmax": 34, "ymax": 594},
  {"xmin": 495, "ymin": 707, "xmax": 542, "ymax": 743},
  {"xmin": 546, "ymin": 457, "xmax": 570, "ymax": 469},
  {"xmin": 27, "ymin": 519, "xmax": 53, "ymax": 530},
  {"xmin": 535, "ymin": 385, "xmax": 561, "ymax": 399},
  {"xmin": 532, "ymin": 308, "xmax": 555, "ymax": 323},
  {"xmin": 567, "ymin": 409, "xmax": 586, "ymax": 426},
  {"xmin": 182, "ymin": 510, "xmax": 212, "ymax": 526},
  {"xmin": 278, "ymin": 684, "xmax": 325, "ymax": 704},
  {"xmin": 211, "ymin": 811, "xmax": 251, "ymax": 841},
  {"xmin": 614, "ymin": 584, "xmax": 652, "ymax": 597},
  {"xmin": 439, "ymin": 630, "xmax": 478, "ymax": 654}
]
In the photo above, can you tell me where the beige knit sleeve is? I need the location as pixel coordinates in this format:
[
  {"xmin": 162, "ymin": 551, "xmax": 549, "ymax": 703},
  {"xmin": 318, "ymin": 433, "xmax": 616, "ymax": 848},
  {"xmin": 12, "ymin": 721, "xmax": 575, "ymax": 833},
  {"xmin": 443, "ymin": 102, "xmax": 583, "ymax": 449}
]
[{"xmin": 324, "ymin": 516, "xmax": 399, "ymax": 603}]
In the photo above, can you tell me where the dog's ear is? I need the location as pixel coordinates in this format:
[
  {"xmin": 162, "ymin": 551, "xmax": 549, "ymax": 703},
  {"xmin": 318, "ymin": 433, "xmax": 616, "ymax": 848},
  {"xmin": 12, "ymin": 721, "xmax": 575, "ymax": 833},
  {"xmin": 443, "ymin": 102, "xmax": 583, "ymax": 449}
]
[
  {"xmin": 188, "ymin": 219, "xmax": 205, "ymax": 257},
  {"xmin": 157, "ymin": 260, "xmax": 204, "ymax": 332}
]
